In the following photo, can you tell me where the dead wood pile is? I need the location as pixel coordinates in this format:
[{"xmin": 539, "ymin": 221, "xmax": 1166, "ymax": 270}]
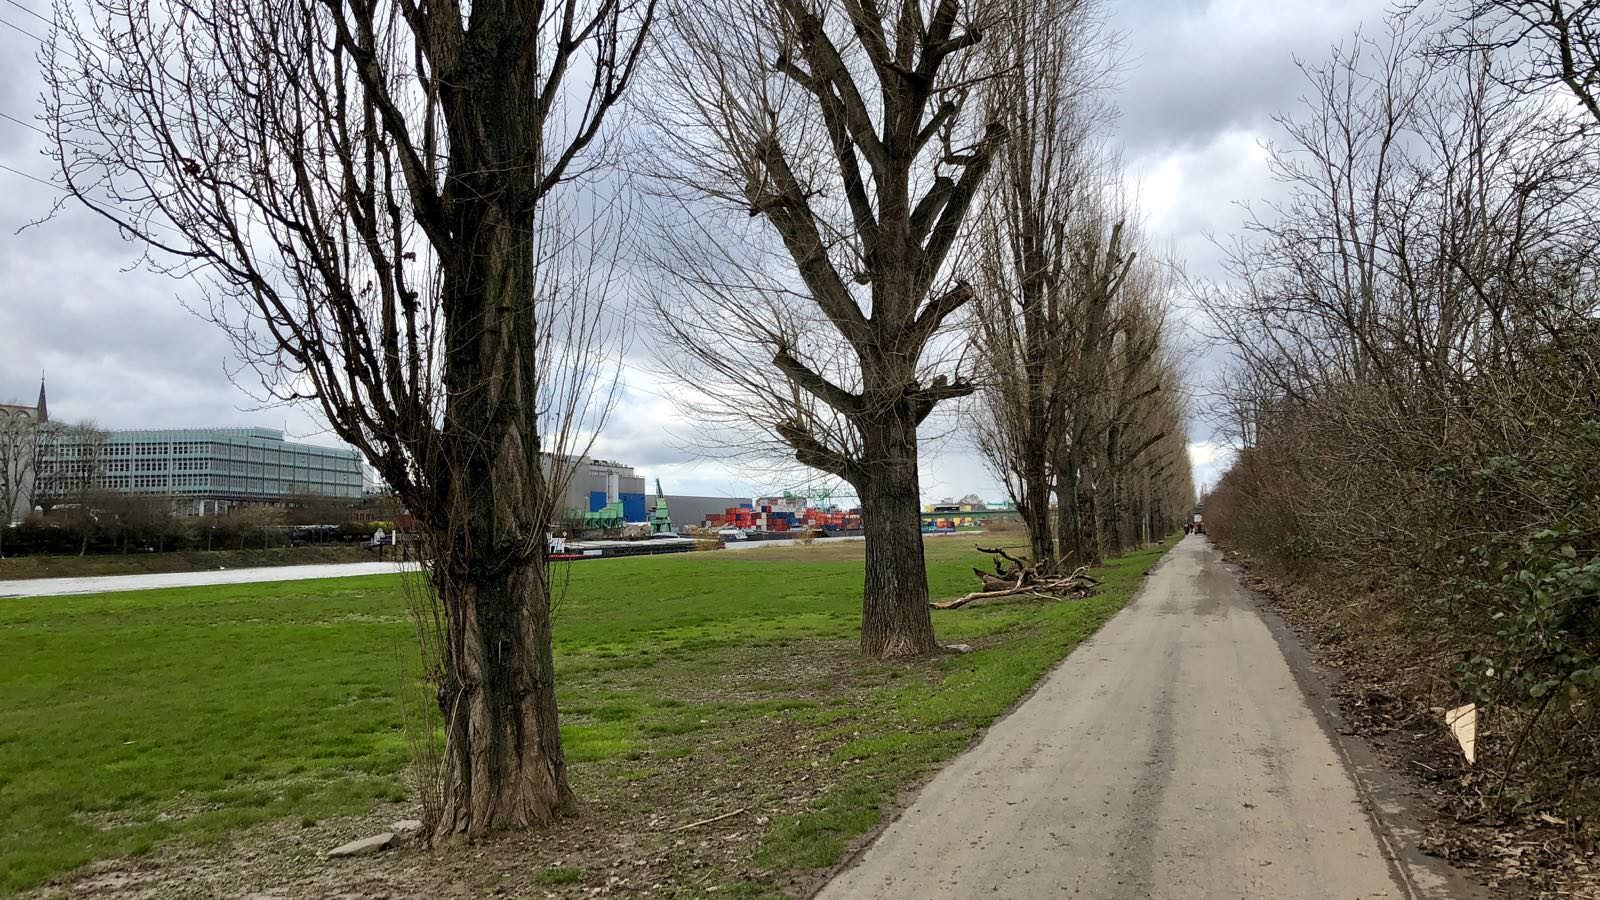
[{"xmin": 932, "ymin": 546, "xmax": 1102, "ymax": 610}]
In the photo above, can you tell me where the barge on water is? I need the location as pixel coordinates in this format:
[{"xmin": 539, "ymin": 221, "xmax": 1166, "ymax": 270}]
[{"xmin": 549, "ymin": 534, "xmax": 697, "ymax": 561}]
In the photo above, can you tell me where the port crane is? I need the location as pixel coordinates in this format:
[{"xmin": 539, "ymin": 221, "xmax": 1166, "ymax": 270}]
[{"xmin": 650, "ymin": 479, "xmax": 674, "ymax": 534}]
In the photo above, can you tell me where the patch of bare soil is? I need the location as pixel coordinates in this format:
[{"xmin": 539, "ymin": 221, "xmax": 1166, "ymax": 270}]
[
  {"xmin": 21, "ymin": 641, "xmax": 904, "ymax": 900},
  {"xmin": 1225, "ymin": 548, "xmax": 1599, "ymax": 900}
]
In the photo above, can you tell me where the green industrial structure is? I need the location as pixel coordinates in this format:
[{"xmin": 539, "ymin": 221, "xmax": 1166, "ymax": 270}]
[{"xmin": 649, "ymin": 479, "xmax": 673, "ymax": 534}]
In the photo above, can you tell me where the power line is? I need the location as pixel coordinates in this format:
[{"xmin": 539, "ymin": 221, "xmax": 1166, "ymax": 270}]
[
  {"xmin": 6, "ymin": 1, "xmax": 127, "ymax": 62},
  {"xmin": 1, "ymin": 0, "xmax": 49, "ymax": 27},
  {"xmin": 0, "ymin": 109, "xmax": 47, "ymax": 137},
  {"xmin": 0, "ymin": 14, "xmax": 44, "ymax": 42},
  {"xmin": 10, "ymin": 2, "xmax": 128, "ymax": 63},
  {"xmin": 0, "ymin": 161, "xmax": 60, "ymax": 192},
  {"xmin": 0, "ymin": 162, "xmax": 191, "ymax": 239}
]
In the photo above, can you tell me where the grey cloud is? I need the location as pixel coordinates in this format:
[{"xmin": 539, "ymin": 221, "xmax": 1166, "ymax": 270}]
[
  {"xmin": 1110, "ymin": 0, "xmax": 1390, "ymax": 156},
  {"xmin": 1, "ymin": 0, "xmax": 1403, "ymax": 489}
]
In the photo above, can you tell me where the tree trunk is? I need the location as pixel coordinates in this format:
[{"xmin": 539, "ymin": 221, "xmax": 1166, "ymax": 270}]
[
  {"xmin": 1053, "ymin": 465, "xmax": 1077, "ymax": 564},
  {"xmin": 1014, "ymin": 239, "xmax": 1056, "ymax": 572},
  {"xmin": 1101, "ymin": 425, "xmax": 1125, "ymax": 557},
  {"xmin": 1077, "ymin": 477, "xmax": 1102, "ymax": 563},
  {"xmin": 429, "ymin": 424, "xmax": 575, "ymax": 839},
  {"xmin": 1017, "ymin": 462, "xmax": 1054, "ymax": 571},
  {"xmin": 854, "ymin": 413, "xmax": 940, "ymax": 659},
  {"xmin": 1055, "ymin": 446, "xmax": 1102, "ymax": 567},
  {"xmin": 431, "ymin": 541, "xmax": 573, "ymax": 840},
  {"xmin": 429, "ymin": 133, "xmax": 573, "ymax": 835},
  {"xmin": 1101, "ymin": 490, "xmax": 1124, "ymax": 556}
]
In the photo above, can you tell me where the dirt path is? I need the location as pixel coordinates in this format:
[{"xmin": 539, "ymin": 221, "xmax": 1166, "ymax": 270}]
[{"xmin": 818, "ymin": 535, "xmax": 1471, "ymax": 900}]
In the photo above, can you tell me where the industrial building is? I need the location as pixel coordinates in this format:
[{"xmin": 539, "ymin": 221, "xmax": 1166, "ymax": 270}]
[
  {"xmin": 45, "ymin": 426, "xmax": 363, "ymax": 516},
  {"xmin": 550, "ymin": 456, "xmax": 649, "ymax": 522},
  {"xmin": 547, "ymin": 455, "xmax": 748, "ymax": 529},
  {"xmin": 660, "ymin": 494, "xmax": 759, "ymax": 530}
]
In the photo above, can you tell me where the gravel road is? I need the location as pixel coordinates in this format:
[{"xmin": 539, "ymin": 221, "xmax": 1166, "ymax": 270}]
[{"xmin": 817, "ymin": 535, "xmax": 1455, "ymax": 900}]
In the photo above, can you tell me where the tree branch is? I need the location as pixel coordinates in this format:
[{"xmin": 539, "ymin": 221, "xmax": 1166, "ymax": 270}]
[{"xmin": 772, "ymin": 346, "xmax": 864, "ymax": 414}]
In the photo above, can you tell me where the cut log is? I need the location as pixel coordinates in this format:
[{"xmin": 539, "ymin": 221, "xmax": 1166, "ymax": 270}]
[
  {"xmin": 933, "ymin": 578, "xmax": 1099, "ymax": 609},
  {"xmin": 976, "ymin": 572, "xmax": 1013, "ymax": 592},
  {"xmin": 937, "ymin": 545, "xmax": 1099, "ymax": 610}
]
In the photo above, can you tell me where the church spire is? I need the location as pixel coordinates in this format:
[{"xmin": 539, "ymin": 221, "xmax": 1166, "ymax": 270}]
[{"xmin": 36, "ymin": 373, "xmax": 47, "ymax": 422}]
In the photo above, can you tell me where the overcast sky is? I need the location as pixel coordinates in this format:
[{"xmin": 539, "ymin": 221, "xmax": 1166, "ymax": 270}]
[{"xmin": 0, "ymin": 0, "xmax": 1392, "ymax": 503}]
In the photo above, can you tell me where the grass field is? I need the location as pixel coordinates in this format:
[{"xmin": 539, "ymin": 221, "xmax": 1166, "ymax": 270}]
[{"xmin": 0, "ymin": 536, "xmax": 1174, "ymax": 897}]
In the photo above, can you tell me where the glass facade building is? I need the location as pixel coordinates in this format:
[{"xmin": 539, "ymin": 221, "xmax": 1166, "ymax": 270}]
[{"xmin": 49, "ymin": 427, "xmax": 363, "ymax": 515}]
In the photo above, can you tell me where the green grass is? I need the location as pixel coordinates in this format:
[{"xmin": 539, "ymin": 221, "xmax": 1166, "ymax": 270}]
[
  {"xmin": 0, "ymin": 536, "xmax": 1174, "ymax": 895},
  {"xmin": 534, "ymin": 866, "xmax": 585, "ymax": 886}
]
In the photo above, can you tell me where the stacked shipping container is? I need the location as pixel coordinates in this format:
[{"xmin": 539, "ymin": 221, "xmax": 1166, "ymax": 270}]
[{"xmin": 705, "ymin": 498, "xmax": 863, "ymax": 533}]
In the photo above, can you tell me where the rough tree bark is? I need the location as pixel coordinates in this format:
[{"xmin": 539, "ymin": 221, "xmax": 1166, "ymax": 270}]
[
  {"xmin": 431, "ymin": 174, "xmax": 574, "ymax": 832},
  {"xmin": 1054, "ymin": 446, "xmax": 1098, "ymax": 566},
  {"xmin": 1100, "ymin": 422, "xmax": 1125, "ymax": 556},
  {"xmin": 856, "ymin": 409, "xmax": 940, "ymax": 656}
]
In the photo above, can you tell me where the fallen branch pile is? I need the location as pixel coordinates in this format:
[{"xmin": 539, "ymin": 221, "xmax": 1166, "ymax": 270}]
[{"xmin": 932, "ymin": 546, "xmax": 1102, "ymax": 610}]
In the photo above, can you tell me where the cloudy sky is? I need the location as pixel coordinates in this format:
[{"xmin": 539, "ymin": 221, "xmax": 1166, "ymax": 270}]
[{"xmin": 0, "ymin": 0, "xmax": 1391, "ymax": 502}]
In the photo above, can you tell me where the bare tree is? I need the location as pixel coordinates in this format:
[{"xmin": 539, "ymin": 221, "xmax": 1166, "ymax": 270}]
[
  {"xmin": 643, "ymin": 0, "xmax": 1004, "ymax": 657},
  {"xmin": 1093, "ymin": 274, "xmax": 1175, "ymax": 557},
  {"xmin": 962, "ymin": 10, "xmax": 1233, "ymax": 566},
  {"xmin": 1204, "ymin": 19, "xmax": 1597, "ymax": 411},
  {"xmin": 1102, "ymin": 335, "xmax": 1192, "ymax": 552},
  {"xmin": 1048, "ymin": 209, "xmax": 1136, "ymax": 566},
  {"xmin": 1453, "ymin": 1, "xmax": 1600, "ymax": 125},
  {"xmin": 0, "ymin": 408, "xmax": 40, "ymax": 548},
  {"xmin": 45, "ymin": 0, "xmax": 653, "ymax": 839},
  {"xmin": 1200, "ymin": 10, "xmax": 1600, "ymax": 814},
  {"xmin": 34, "ymin": 421, "xmax": 106, "ymax": 515},
  {"xmin": 967, "ymin": 0, "xmax": 1115, "ymax": 571}
]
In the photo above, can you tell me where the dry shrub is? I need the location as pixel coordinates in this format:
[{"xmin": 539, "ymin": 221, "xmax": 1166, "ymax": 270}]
[{"xmin": 1209, "ymin": 340, "xmax": 1600, "ymax": 819}]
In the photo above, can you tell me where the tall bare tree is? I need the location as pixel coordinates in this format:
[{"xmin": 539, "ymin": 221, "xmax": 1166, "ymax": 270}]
[
  {"xmin": 34, "ymin": 421, "xmax": 106, "ymax": 514},
  {"xmin": 967, "ymin": 0, "xmax": 1114, "ymax": 571},
  {"xmin": 0, "ymin": 409, "xmax": 41, "ymax": 545},
  {"xmin": 1049, "ymin": 210, "xmax": 1135, "ymax": 566},
  {"xmin": 643, "ymin": 0, "xmax": 1004, "ymax": 657},
  {"xmin": 45, "ymin": 0, "xmax": 653, "ymax": 839},
  {"xmin": 1095, "ymin": 283, "xmax": 1175, "ymax": 557}
]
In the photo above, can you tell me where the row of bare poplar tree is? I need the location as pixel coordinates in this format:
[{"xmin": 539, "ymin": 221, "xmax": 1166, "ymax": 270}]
[
  {"xmin": 964, "ymin": 1, "xmax": 1194, "ymax": 573},
  {"xmin": 39, "ymin": 0, "xmax": 1190, "ymax": 841},
  {"xmin": 1202, "ymin": 2, "xmax": 1600, "ymax": 817},
  {"xmin": 648, "ymin": 0, "xmax": 1193, "ymax": 587}
]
